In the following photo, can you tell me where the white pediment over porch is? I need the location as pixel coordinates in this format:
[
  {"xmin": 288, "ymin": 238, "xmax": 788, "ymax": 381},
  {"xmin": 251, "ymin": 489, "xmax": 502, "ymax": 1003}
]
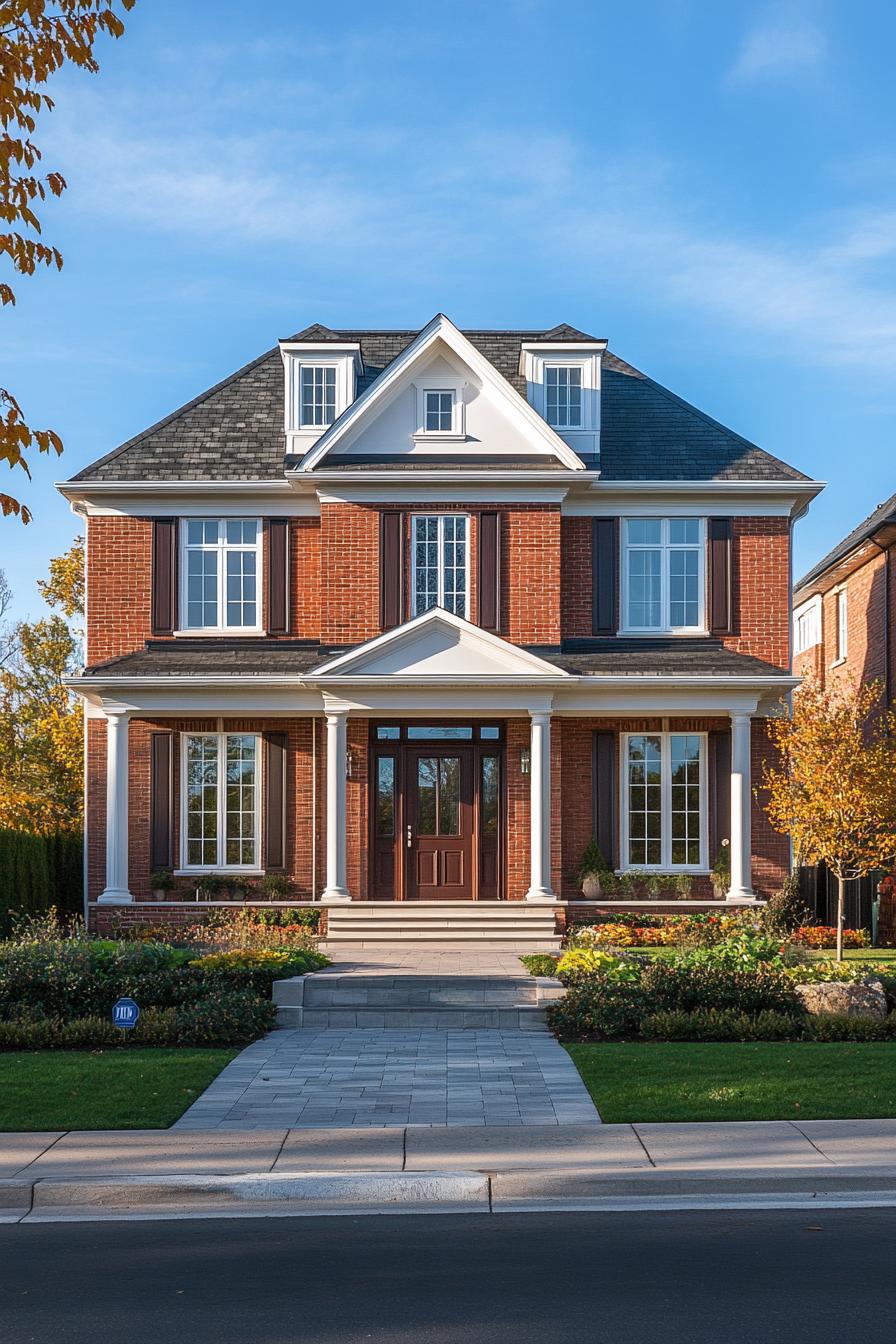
[{"xmin": 312, "ymin": 609, "xmax": 570, "ymax": 680}]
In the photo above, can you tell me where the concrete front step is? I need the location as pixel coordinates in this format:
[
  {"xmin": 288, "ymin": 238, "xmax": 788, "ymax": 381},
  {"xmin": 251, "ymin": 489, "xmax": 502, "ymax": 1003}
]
[
  {"xmin": 321, "ymin": 937, "xmax": 562, "ymax": 949},
  {"xmin": 293, "ymin": 1005, "xmax": 549, "ymax": 1030}
]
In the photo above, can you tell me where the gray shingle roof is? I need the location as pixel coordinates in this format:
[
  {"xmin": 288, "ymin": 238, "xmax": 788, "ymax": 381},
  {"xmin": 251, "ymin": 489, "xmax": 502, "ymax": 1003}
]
[
  {"xmin": 550, "ymin": 638, "xmax": 791, "ymax": 678},
  {"xmin": 795, "ymin": 490, "xmax": 896, "ymax": 593},
  {"xmin": 83, "ymin": 642, "xmax": 330, "ymax": 678},
  {"xmin": 72, "ymin": 325, "xmax": 808, "ymax": 484}
]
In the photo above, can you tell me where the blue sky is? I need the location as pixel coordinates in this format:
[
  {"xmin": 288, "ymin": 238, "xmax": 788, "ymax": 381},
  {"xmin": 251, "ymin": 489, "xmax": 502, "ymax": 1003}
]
[{"xmin": 4, "ymin": 0, "xmax": 896, "ymax": 620}]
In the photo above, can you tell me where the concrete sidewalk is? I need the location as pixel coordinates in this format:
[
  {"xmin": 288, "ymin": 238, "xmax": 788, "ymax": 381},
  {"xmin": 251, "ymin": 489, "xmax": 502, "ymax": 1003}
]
[{"xmin": 2, "ymin": 1119, "xmax": 895, "ymax": 1221}]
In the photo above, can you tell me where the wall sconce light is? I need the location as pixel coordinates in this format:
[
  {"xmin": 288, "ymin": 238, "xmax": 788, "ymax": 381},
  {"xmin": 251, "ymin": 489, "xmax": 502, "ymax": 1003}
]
[
  {"xmin": 520, "ymin": 748, "xmax": 530, "ymax": 776},
  {"xmin": 345, "ymin": 747, "xmax": 355, "ymax": 779}
]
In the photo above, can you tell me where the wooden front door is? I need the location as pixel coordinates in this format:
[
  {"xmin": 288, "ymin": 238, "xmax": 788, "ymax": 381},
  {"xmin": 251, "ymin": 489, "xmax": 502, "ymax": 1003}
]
[{"xmin": 407, "ymin": 749, "xmax": 474, "ymax": 900}]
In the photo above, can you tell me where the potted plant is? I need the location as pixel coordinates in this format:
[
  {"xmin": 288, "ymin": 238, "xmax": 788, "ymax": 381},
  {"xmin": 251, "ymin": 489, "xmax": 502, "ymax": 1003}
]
[
  {"xmin": 228, "ymin": 876, "xmax": 254, "ymax": 902},
  {"xmin": 711, "ymin": 840, "xmax": 731, "ymax": 899},
  {"xmin": 575, "ymin": 839, "xmax": 610, "ymax": 899},
  {"xmin": 262, "ymin": 873, "xmax": 291, "ymax": 902},
  {"xmin": 195, "ymin": 874, "xmax": 225, "ymax": 902},
  {"xmin": 149, "ymin": 869, "xmax": 175, "ymax": 900}
]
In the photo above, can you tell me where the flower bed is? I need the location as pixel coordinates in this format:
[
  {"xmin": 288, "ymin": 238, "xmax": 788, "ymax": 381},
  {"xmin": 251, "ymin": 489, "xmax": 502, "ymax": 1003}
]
[{"xmin": 566, "ymin": 913, "xmax": 872, "ymax": 952}]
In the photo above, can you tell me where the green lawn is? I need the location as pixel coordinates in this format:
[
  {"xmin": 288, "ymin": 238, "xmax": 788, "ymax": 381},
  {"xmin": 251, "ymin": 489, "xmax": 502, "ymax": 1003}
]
[
  {"xmin": 0, "ymin": 1050, "xmax": 237, "ymax": 1131},
  {"xmin": 566, "ymin": 1041, "xmax": 896, "ymax": 1123}
]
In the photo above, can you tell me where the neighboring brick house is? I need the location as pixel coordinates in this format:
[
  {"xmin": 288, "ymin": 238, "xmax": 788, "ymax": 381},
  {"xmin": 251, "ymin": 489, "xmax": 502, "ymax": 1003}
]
[
  {"xmin": 59, "ymin": 314, "xmax": 821, "ymax": 933},
  {"xmin": 793, "ymin": 492, "xmax": 896, "ymax": 702}
]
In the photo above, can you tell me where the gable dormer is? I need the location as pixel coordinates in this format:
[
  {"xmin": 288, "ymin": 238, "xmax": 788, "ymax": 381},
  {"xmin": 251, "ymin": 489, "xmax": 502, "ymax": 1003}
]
[
  {"xmin": 519, "ymin": 326, "xmax": 607, "ymax": 463},
  {"xmin": 280, "ymin": 325, "xmax": 363, "ymax": 456}
]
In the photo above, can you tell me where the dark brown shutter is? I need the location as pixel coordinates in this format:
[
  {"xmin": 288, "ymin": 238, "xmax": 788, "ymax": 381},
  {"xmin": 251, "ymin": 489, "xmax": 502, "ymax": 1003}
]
[
  {"xmin": 151, "ymin": 518, "xmax": 177, "ymax": 635},
  {"xmin": 708, "ymin": 727, "xmax": 732, "ymax": 861},
  {"xmin": 263, "ymin": 732, "xmax": 287, "ymax": 871},
  {"xmin": 267, "ymin": 518, "xmax": 290, "ymax": 634},
  {"xmin": 709, "ymin": 517, "xmax": 734, "ymax": 635},
  {"xmin": 477, "ymin": 511, "xmax": 501, "ymax": 631},
  {"xmin": 592, "ymin": 517, "xmax": 618, "ymax": 635},
  {"xmin": 380, "ymin": 511, "xmax": 403, "ymax": 630},
  {"xmin": 592, "ymin": 730, "xmax": 618, "ymax": 869},
  {"xmin": 149, "ymin": 732, "xmax": 173, "ymax": 870}
]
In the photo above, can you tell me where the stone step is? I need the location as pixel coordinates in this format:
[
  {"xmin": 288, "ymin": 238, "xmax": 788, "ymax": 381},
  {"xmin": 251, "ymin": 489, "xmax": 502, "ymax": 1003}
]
[
  {"xmin": 302, "ymin": 976, "xmax": 539, "ymax": 1008},
  {"xmin": 275, "ymin": 1003, "xmax": 550, "ymax": 1031}
]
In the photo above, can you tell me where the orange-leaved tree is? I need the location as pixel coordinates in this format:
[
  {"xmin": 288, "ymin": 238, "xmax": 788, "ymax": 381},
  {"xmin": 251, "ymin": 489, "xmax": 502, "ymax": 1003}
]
[
  {"xmin": 763, "ymin": 678, "xmax": 896, "ymax": 960},
  {"xmin": 1, "ymin": 0, "xmax": 136, "ymax": 522}
]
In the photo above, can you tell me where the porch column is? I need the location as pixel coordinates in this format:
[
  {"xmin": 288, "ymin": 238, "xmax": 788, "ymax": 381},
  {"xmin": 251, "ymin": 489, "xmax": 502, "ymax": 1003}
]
[
  {"xmin": 321, "ymin": 710, "xmax": 351, "ymax": 903},
  {"xmin": 98, "ymin": 707, "xmax": 134, "ymax": 905},
  {"xmin": 728, "ymin": 711, "xmax": 755, "ymax": 902},
  {"xmin": 525, "ymin": 710, "xmax": 555, "ymax": 902}
]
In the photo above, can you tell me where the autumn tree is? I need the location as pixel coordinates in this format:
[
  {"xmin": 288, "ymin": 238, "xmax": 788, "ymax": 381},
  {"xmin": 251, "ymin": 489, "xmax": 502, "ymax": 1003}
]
[
  {"xmin": 763, "ymin": 678, "xmax": 896, "ymax": 960},
  {"xmin": 0, "ymin": 537, "xmax": 83, "ymax": 830},
  {"xmin": 1, "ymin": 0, "xmax": 136, "ymax": 522}
]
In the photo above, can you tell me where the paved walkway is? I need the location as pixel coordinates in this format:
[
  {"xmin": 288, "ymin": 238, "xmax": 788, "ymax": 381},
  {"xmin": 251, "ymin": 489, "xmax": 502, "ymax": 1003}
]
[
  {"xmin": 314, "ymin": 946, "xmax": 543, "ymax": 975},
  {"xmin": 175, "ymin": 1028, "xmax": 599, "ymax": 1129}
]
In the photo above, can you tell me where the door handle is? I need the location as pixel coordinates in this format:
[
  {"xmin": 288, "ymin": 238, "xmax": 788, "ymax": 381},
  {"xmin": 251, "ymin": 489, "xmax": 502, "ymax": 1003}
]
[{"xmin": 406, "ymin": 824, "xmax": 413, "ymax": 849}]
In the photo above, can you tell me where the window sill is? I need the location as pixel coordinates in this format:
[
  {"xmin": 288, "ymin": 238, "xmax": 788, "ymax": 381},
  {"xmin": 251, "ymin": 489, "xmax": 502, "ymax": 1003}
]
[
  {"xmin": 830, "ymin": 656, "xmax": 848, "ymax": 668},
  {"xmin": 174, "ymin": 869, "xmax": 265, "ymax": 878},
  {"xmin": 615, "ymin": 868, "xmax": 711, "ymax": 877},
  {"xmin": 173, "ymin": 630, "xmax": 266, "ymax": 639},
  {"xmin": 412, "ymin": 432, "xmax": 467, "ymax": 444},
  {"xmin": 616, "ymin": 630, "xmax": 709, "ymax": 639}
]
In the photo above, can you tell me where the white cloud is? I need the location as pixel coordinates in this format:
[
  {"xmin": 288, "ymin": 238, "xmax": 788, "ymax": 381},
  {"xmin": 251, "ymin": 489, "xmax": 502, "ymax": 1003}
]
[{"xmin": 726, "ymin": 9, "xmax": 827, "ymax": 86}]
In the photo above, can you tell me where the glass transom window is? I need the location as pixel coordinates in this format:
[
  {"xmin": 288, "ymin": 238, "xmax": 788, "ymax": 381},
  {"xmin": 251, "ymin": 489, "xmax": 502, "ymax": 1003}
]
[
  {"xmin": 424, "ymin": 390, "xmax": 454, "ymax": 432},
  {"xmin": 300, "ymin": 365, "xmax": 337, "ymax": 427},
  {"xmin": 545, "ymin": 366, "xmax": 583, "ymax": 429},
  {"xmin": 183, "ymin": 519, "xmax": 260, "ymax": 631},
  {"xmin": 183, "ymin": 733, "xmax": 259, "ymax": 870},
  {"xmin": 623, "ymin": 518, "xmax": 704, "ymax": 632},
  {"xmin": 624, "ymin": 732, "xmax": 705, "ymax": 870},
  {"xmin": 412, "ymin": 515, "xmax": 468, "ymax": 619}
]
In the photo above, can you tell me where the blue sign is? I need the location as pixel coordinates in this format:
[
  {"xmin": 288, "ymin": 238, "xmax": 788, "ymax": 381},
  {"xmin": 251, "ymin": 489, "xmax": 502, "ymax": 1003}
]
[{"xmin": 112, "ymin": 997, "xmax": 140, "ymax": 1029}]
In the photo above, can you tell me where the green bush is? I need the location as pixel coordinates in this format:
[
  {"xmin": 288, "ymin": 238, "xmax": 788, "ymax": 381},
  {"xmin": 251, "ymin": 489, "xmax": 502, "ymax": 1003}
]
[
  {"xmin": 640, "ymin": 1009, "xmax": 803, "ymax": 1042},
  {"xmin": 802, "ymin": 1013, "xmax": 896, "ymax": 1042},
  {"xmin": 0, "ymin": 830, "xmax": 83, "ymax": 934},
  {"xmin": 187, "ymin": 948, "xmax": 328, "ymax": 994},
  {"xmin": 640, "ymin": 961, "xmax": 802, "ymax": 1016},
  {"xmin": 547, "ymin": 979, "xmax": 647, "ymax": 1040},
  {"xmin": 519, "ymin": 953, "xmax": 559, "ymax": 977},
  {"xmin": 172, "ymin": 990, "xmax": 276, "ymax": 1045},
  {"xmin": 254, "ymin": 907, "xmax": 322, "ymax": 931}
]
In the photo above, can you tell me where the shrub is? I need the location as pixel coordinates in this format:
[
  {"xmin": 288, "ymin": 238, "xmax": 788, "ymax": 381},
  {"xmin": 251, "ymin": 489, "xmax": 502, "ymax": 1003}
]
[
  {"xmin": 640, "ymin": 1009, "xmax": 803, "ymax": 1042},
  {"xmin": 181, "ymin": 907, "xmax": 320, "ymax": 952},
  {"xmin": 789, "ymin": 926, "xmax": 871, "ymax": 950},
  {"xmin": 548, "ymin": 978, "xmax": 646, "ymax": 1040},
  {"xmin": 187, "ymin": 948, "xmax": 328, "ymax": 994},
  {"xmin": 761, "ymin": 873, "xmax": 810, "ymax": 935},
  {"xmin": 254, "ymin": 907, "xmax": 322, "ymax": 931},
  {"xmin": 261, "ymin": 873, "xmax": 292, "ymax": 900},
  {"xmin": 676, "ymin": 931, "xmax": 795, "ymax": 971},
  {"xmin": 801, "ymin": 1013, "xmax": 896, "ymax": 1042},
  {"xmin": 640, "ymin": 960, "xmax": 803, "ymax": 1015},
  {"xmin": 555, "ymin": 948, "xmax": 640, "ymax": 984},
  {"xmin": 172, "ymin": 989, "xmax": 276, "ymax": 1046},
  {"xmin": 0, "ymin": 832, "xmax": 83, "ymax": 933},
  {"xmin": 519, "ymin": 953, "xmax": 560, "ymax": 977}
]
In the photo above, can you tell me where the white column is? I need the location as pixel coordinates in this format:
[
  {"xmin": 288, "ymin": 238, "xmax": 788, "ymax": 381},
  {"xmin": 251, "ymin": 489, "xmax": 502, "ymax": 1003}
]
[
  {"xmin": 321, "ymin": 710, "xmax": 351, "ymax": 903},
  {"xmin": 525, "ymin": 711, "xmax": 555, "ymax": 902},
  {"xmin": 98, "ymin": 708, "xmax": 133, "ymax": 905},
  {"xmin": 728, "ymin": 711, "xmax": 755, "ymax": 902}
]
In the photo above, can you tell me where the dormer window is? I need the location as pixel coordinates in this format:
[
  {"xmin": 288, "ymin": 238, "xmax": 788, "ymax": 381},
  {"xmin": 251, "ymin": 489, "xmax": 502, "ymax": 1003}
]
[
  {"xmin": 301, "ymin": 366, "xmax": 337, "ymax": 427},
  {"xmin": 545, "ymin": 366, "xmax": 583, "ymax": 429},
  {"xmin": 424, "ymin": 390, "xmax": 454, "ymax": 433}
]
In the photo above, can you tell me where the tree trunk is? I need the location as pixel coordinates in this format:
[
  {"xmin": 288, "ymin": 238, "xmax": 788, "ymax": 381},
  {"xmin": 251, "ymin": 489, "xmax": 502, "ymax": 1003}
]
[{"xmin": 836, "ymin": 874, "xmax": 845, "ymax": 963}]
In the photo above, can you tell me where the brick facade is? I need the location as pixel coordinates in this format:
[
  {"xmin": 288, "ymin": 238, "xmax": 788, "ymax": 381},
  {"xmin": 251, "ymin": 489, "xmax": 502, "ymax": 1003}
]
[{"xmin": 795, "ymin": 542, "xmax": 896, "ymax": 701}]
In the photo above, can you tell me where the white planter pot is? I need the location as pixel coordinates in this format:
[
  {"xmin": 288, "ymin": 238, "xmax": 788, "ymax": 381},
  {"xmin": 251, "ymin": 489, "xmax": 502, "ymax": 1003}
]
[{"xmin": 581, "ymin": 874, "xmax": 603, "ymax": 900}]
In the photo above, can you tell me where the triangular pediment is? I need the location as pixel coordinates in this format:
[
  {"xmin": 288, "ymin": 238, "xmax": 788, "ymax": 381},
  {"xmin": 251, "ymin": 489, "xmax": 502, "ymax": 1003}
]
[
  {"xmin": 313, "ymin": 609, "xmax": 569, "ymax": 680},
  {"xmin": 295, "ymin": 314, "xmax": 585, "ymax": 473}
]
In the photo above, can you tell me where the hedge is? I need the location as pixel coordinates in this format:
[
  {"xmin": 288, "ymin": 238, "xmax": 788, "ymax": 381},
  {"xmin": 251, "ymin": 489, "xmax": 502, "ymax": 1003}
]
[{"xmin": 0, "ymin": 829, "xmax": 83, "ymax": 934}]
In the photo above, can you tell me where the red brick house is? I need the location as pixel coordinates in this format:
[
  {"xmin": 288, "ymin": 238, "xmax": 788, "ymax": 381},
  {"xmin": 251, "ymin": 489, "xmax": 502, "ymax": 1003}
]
[
  {"xmin": 793, "ymin": 491, "xmax": 896, "ymax": 703},
  {"xmin": 59, "ymin": 315, "xmax": 820, "ymax": 935}
]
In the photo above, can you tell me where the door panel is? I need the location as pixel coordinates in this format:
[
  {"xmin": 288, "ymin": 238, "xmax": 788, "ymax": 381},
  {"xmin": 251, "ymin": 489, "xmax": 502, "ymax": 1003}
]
[{"xmin": 408, "ymin": 749, "xmax": 473, "ymax": 900}]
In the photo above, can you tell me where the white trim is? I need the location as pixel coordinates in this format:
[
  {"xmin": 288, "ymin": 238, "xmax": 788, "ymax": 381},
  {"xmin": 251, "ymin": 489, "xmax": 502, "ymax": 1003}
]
[
  {"xmin": 179, "ymin": 731, "xmax": 262, "ymax": 872},
  {"xmin": 315, "ymin": 485, "xmax": 571, "ymax": 505},
  {"xmin": 409, "ymin": 514, "xmax": 471, "ymax": 621},
  {"xmin": 793, "ymin": 594, "xmax": 822, "ymax": 654},
  {"xmin": 178, "ymin": 517, "xmax": 263, "ymax": 635},
  {"xmin": 413, "ymin": 380, "xmax": 466, "ymax": 441},
  {"xmin": 620, "ymin": 517, "xmax": 706, "ymax": 635},
  {"xmin": 295, "ymin": 314, "xmax": 586, "ymax": 473},
  {"xmin": 835, "ymin": 586, "xmax": 849, "ymax": 662},
  {"xmin": 620, "ymin": 730, "xmax": 708, "ymax": 873}
]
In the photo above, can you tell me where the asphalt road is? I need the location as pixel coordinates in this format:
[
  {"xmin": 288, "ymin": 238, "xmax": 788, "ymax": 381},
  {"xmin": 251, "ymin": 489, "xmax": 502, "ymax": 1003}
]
[{"xmin": 1, "ymin": 1208, "xmax": 892, "ymax": 1343}]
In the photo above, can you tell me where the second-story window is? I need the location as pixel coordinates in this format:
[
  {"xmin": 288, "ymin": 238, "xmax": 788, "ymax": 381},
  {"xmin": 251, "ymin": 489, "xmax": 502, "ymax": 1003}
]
[
  {"xmin": 182, "ymin": 519, "xmax": 261, "ymax": 632},
  {"xmin": 300, "ymin": 366, "xmax": 337, "ymax": 427},
  {"xmin": 545, "ymin": 366, "xmax": 583, "ymax": 429},
  {"xmin": 836, "ymin": 588, "xmax": 849, "ymax": 661},
  {"xmin": 622, "ymin": 518, "xmax": 704, "ymax": 633},
  {"xmin": 411, "ymin": 515, "xmax": 468, "ymax": 619}
]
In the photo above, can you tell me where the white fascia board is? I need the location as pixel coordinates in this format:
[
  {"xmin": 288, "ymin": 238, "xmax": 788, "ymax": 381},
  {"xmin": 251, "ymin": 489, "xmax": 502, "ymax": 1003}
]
[
  {"xmin": 295, "ymin": 314, "xmax": 586, "ymax": 473},
  {"xmin": 56, "ymin": 480, "xmax": 312, "ymax": 519},
  {"xmin": 315, "ymin": 485, "xmax": 571, "ymax": 505},
  {"xmin": 565, "ymin": 479, "xmax": 825, "ymax": 519}
]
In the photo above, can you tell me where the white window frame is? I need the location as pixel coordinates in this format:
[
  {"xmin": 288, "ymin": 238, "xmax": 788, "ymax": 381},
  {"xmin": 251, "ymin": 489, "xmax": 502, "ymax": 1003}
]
[
  {"xmin": 620, "ymin": 731, "xmax": 708, "ymax": 873},
  {"xmin": 544, "ymin": 364, "xmax": 584, "ymax": 430},
  {"xmin": 422, "ymin": 388, "xmax": 456, "ymax": 435},
  {"xmin": 793, "ymin": 596, "xmax": 821, "ymax": 655},
  {"xmin": 409, "ymin": 513, "xmax": 471, "ymax": 619},
  {"xmin": 178, "ymin": 732, "xmax": 263, "ymax": 874},
  {"xmin": 835, "ymin": 587, "xmax": 849, "ymax": 663},
  {"xmin": 179, "ymin": 518, "xmax": 263, "ymax": 635},
  {"xmin": 299, "ymin": 364, "xmax": 337, "ymax": 428},
  {"xmin": 284, "ymin": 353, "xmax": 356, "ymax": 434},
  {"xmin": 620, "ymin": 517, "xmax": 706, "ymax": 635}
]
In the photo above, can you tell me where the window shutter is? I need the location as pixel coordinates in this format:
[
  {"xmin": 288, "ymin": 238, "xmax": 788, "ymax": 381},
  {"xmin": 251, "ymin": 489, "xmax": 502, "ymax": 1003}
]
[
  {"xmin": 263, "ymin": 732, "xmax": 288, "ymax": 871},
  {"xmin": 592, "ymin": 730, "xmax": 618, "ymax": 869},
  {"xmin": 380, "ymin": 511, "xmax": 404, "ymax": 630},
  {"xmin": 592, "ymin": 518, "xmax": 618, "ymax": 635},
  {"xmin": 477, "ymin": 511, "xmax": 501, "ymax": 632},
  {"xmin": 151, "ymin": 518, "xmax": 177, "ymax": 635},
  {"xmin": 709, "ymin": 517, "xmax": 734, "ymax": 636},
  {"xmin": 267, "ymin": 519, "xmax": 290, "ymax": 634},
  {"xmin": 708, "ymin": 728, "xmax": 731, "ymax": 862},
  {"xmin": 149, "ymin": 732, "xmax": 173, "ymax": 870}
]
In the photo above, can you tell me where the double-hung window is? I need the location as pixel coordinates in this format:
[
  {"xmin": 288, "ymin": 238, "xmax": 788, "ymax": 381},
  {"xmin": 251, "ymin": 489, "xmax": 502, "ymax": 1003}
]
[
  {"xmin": 411, "ymin": 515, "xmax": 468, "ymax": 619},
  {"xmin": 836, "ymin": 588, "xmax": 849, "ymax": 662},
  {"xmin": 182, "ymin": 519, "xmax": 261, "ymax": 632},
  {"xmin": 623, "ymin": 518, "xmax": 704, "ymax": 633},
  {"xmin": 623, "ymin": 732, "xmax": 706, "ymax": 871},
  {"xmin": 182, "ymin": 733, "xmax": 259, "ymax": 870},
  {"xmin": 300, "ymin": 365, "xmax": 337, "ymax": 427},
  {"xmin": 545, "ymin": 366, "xmax": 583, "ymax": 429},
  {"xmin": 794, "ymin": 599, "xmax": 820, "ymax": 655}
]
